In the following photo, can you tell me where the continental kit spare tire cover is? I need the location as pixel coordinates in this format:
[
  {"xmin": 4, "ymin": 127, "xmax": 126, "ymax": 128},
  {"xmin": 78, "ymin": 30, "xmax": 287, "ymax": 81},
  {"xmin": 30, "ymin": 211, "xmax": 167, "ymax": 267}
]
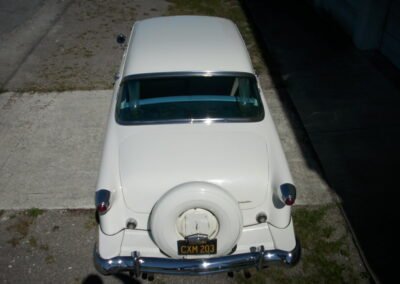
[{"xmin": 149, "ymin": 182, "xmax": 243, "ymax": 258}]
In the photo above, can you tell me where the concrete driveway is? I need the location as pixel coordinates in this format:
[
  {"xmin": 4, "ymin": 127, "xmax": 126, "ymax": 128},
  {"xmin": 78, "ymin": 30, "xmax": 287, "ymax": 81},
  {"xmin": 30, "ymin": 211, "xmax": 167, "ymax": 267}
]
[{"xmin": 0, "ymin": 90, "xmax": 110, "ymax": 209}]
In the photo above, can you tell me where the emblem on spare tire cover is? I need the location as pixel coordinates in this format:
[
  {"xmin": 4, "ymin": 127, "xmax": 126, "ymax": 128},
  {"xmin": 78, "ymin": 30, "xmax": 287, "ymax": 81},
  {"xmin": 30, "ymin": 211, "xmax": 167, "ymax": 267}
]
[
  {"xmin": 176, "ymin": 208, "xmax": 219, "ymax": 239},
  {"xmin": 149, "ymin": 182, "xmax": 243, "ymax": 258},
  {"xmin": 185, "ymin": 233, "xmax": 209, "ymax": 244}
]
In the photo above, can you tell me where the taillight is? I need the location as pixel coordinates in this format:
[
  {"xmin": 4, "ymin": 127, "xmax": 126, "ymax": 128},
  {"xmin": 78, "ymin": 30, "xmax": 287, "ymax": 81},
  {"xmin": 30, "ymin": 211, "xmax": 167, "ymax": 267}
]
[
  {"xmin": 280, "ymin": 183, "xmax": 296, "ymax": 206},
  {"xmin": 284, "ymin": 196, "xmax": 295, "ymax": 206},
  {"xmin": 95, "ymin": 189, "xmax": 111, "ymax": 215}
]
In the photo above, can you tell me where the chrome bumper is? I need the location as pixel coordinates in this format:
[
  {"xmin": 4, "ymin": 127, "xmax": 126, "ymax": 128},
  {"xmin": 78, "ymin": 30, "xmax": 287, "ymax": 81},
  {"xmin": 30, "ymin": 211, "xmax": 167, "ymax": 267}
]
[{"xmin": 94, "ymin": 240, "xmax": 300, "ymax": 276}]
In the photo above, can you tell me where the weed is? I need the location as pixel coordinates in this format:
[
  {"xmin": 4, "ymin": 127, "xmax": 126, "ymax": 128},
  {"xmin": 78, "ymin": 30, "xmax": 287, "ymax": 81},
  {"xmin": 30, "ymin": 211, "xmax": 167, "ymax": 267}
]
[
  {"xmin": 45, "ymin": 255, "xmax": 55, "ymax": 264},
  {"xmin": 6, "ymin": 217, "xmax": 33, "ymax": 246},
  {"xmin": 84, "ymin": 218, "xmax": 97, "ymax": 231},
  {"xmin": 7, "ymin": 237, "xmax": 20, "ymax": 247},
  {"xmin": 293, "ymin": 205, "xmax": 362, "ymax": 282},
  {"xmin": 40, "ymin": 244, "xmax": 49, "ymax": 251},
  {"xmin": 26, "ymin": 208, "xmax": 44, "ymax": 218},
  {"xmin": 234, "ymin": 204, "xmax": 369, "ymax": 283},
  {"xmin": 7, "ymin": 218, "xmax": 32, "ymax": 237},
  {"xmin": 28, "ymin": 236, "xmax": 38, "ymax": 248},
  {"xmin": 6, "ymin": 209, "xmax": 45, "ymax": 247}
]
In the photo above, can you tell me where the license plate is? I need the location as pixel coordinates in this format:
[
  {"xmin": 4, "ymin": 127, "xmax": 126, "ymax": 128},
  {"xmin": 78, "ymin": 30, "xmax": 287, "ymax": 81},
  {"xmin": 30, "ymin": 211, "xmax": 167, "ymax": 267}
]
[{"xmin": 177, "ymin": 239, "xmax": 217, "ymax": 255}]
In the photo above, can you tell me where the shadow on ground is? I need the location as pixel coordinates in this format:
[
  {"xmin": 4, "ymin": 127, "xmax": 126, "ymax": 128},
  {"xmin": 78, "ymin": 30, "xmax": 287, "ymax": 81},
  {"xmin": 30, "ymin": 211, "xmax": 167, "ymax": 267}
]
[
  {"xmin": 82, "ymin": 273, "xmax": 141, "ymax": 284},
  {"xmin": 242, "ymin": 0, "xmax": 400, "ymax": 282}
]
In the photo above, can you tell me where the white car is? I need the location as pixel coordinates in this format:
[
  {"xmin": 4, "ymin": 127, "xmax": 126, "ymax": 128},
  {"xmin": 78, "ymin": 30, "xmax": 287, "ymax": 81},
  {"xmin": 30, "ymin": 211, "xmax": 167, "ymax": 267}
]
[{"xmin": 94, "ymin": 16, "xmax": 300, "ymax": 278}]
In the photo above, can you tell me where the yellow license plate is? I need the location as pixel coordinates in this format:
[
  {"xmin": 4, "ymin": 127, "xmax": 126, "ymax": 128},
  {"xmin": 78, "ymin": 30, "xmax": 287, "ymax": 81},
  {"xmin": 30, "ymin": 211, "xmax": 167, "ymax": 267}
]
[{"xmin": 177, "ymin": 239, "xmax": 217, "ymax": 255}]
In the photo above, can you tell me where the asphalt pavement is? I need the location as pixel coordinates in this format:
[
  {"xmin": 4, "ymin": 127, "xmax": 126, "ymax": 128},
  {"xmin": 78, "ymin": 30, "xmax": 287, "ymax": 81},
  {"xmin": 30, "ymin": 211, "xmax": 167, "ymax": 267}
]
[
  {"xmin": 242, "ymin": 0, "xmax": 400, "ymax": 282},
  {"xmin": 0, "ymin": 0, "xmax": 44, "ymax": 35}
]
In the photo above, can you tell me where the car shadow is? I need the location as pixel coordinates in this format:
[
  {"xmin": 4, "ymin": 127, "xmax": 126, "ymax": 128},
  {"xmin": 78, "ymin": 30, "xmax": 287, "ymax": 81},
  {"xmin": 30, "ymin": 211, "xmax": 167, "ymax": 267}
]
[
  {"xmin": 82, "ymin": 273, "xmax": 141, "ymax": 284},
  {"xmin": 241, "ymin": 0, "xmax": 400, "ymax": 282},
  {"xmin": 82, "ymin": 274, "xmax": 103, "ymax": 284}
]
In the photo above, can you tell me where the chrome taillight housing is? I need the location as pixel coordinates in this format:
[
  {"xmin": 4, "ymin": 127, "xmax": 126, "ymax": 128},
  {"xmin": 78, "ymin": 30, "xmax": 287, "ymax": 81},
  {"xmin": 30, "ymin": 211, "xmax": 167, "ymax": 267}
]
[{"xmin": 95, "ymin": 189, "xmax": 111, "ymax": 215}]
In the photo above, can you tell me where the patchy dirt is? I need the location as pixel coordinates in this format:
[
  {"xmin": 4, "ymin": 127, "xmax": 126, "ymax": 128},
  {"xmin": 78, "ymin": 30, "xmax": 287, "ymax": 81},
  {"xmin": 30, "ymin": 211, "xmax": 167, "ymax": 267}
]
[
  {"xmin": 0, "ymin": 210, "xmax": 100, "ymax": 283},
  {"xmin": 5, "ymin": 0, "xmax": 169, "ymax": 92},
  {"xmin": 4, "ymin": 0, "xmax": 277, "ymax": 92},
  {"xmin": 0, "ymin": 206, "xmax": 369, "ymax": 283}
]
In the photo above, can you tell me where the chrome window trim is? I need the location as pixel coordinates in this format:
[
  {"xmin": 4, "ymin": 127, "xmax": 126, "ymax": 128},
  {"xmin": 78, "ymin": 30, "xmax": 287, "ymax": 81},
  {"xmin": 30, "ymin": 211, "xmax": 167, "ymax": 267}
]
[
  {"xmin": 120, "ymin": 71, "xmax": 256, "ymax": 83},
  {"xmin": 115, "ymin": 71, "xmax": 265, "ymax": 126}
]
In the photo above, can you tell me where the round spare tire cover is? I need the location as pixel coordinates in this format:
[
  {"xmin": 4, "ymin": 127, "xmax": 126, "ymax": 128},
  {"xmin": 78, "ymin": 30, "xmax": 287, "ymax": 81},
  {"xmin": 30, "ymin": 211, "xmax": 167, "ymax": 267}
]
[{"xmin": 150, "ymin": 182, "xmax": 243, "ymax": 258}]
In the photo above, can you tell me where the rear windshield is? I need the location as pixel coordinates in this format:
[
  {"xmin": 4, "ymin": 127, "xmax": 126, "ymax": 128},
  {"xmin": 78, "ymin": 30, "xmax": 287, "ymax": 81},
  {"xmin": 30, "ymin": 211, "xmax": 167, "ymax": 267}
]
[{"xmin": 116, "ymin": 74, "xmax": 264, "ymax": 124}]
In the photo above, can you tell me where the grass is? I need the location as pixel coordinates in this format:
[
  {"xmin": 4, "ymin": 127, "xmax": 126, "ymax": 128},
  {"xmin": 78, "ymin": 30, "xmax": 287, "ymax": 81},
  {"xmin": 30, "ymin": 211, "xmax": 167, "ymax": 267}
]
[
  {"xmin": 1, "ymin": 205, "xmax": 367, "ymax": 282},
  {"xmin": 28, "ymin": 236, "xmax": 38, "ymax": 248},
  {"xmin": 6, "ymin": 208, "xmax": 44, "ymax": 247},
  {"xmin": 84, "ymin": 216, "xmax": 97, "ymax": 231},
  {"xmin": 45, "ymin": 255, "xmax": 55, "ymax": 264},
  {"xmin": 293, "ymin": 205, "xmax": 351, "ymax": 282},
  {"xmin": 26, "ymin": 208, "xmax": 45, "ymax": 218},
  {"xmin": 40, "ymin": 244, "xmax": 49, "ymax": 251},
  {"xmin": 7, "ymin": 216, "xmax": 33, "ymax": 247},
  {"xmin": 234, "ymin": 204, "xmax": 370, "ymax": 283},
  {"xmin": 7, "ymin": 237, "xmax": 21, "ymax": 247}
]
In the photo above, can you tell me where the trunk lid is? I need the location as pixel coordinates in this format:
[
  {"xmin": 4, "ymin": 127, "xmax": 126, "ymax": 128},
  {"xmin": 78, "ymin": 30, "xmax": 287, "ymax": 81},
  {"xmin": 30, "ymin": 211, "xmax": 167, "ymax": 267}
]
[{"xmin": 119, "ymin": 128, "xmax": 269, "ymax": 213}]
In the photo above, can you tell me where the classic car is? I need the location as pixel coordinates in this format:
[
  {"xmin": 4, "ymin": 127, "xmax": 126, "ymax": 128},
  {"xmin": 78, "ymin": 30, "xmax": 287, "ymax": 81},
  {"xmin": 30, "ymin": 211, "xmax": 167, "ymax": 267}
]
[{"xmin": 94, "ymin": 16, "xmax": 300, "ymax": 279}]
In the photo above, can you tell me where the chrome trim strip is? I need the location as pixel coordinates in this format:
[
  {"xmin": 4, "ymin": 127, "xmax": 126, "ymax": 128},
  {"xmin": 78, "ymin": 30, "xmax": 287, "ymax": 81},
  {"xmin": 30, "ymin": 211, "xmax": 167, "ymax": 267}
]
[
  {"xmin": 94, "ymin": 239, "xmax": 300, "ymax": 276},
  {"xmin": 117, "ymin": 117, "xmax": 262, "ymax": 126},
  {"xmin": 121, "ymin": 71, "xmax": 256, "ymax": 83}
]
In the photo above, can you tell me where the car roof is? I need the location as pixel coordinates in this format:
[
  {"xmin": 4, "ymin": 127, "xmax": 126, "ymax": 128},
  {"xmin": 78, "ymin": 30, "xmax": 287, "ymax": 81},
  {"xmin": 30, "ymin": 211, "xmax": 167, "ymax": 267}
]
[{"xmin": 122, "ymin": 16, "xmax": 254, "ymax": 77}]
